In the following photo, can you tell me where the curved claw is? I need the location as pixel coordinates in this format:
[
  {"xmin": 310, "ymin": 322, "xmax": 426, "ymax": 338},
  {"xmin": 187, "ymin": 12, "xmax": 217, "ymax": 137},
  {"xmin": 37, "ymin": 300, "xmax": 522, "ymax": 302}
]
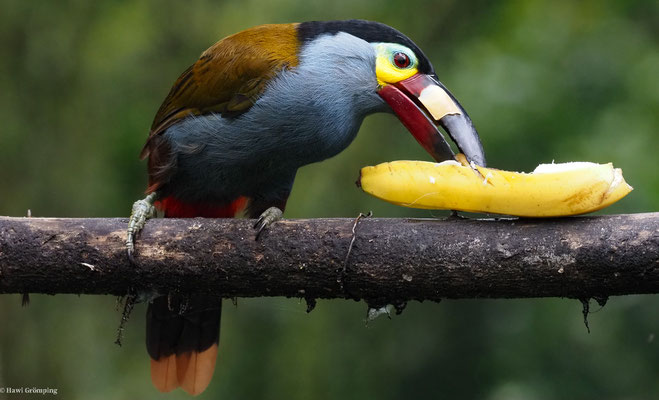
[
  {"xmin": 126, "ymin": 193, "xmax": 158, "ymax": 262},
  {"xmin": 254, "ymin": 207, "xmax": 283, "ymax": 240}
]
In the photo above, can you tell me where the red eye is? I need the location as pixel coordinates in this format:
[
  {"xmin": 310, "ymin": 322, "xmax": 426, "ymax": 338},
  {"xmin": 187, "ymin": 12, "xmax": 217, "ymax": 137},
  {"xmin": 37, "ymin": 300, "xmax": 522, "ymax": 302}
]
[{"xmin": 393, "ymin": 52, "xmax": 410, "ymax": 68}]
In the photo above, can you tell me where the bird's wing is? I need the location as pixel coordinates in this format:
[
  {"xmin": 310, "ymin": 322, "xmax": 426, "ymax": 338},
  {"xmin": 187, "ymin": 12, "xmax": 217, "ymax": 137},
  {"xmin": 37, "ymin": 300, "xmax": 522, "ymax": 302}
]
[{"xmin": 141, "ymin": 24, "xmax": 300, "ymax": 190}]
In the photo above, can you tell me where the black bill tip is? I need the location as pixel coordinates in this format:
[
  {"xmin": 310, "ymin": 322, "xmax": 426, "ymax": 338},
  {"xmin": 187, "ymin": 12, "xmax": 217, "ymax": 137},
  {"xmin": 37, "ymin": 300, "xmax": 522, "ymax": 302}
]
[{"xmin": 439, "ymin": 113, "xmax": 486, "ymax": 167}]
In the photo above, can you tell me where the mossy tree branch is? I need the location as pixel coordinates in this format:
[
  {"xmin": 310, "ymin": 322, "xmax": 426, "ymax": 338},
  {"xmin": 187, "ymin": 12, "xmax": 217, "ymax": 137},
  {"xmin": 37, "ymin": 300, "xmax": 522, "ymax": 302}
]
[{"xmin": 0, "ymin": 214, "xmax": 657, "ymax": 306}]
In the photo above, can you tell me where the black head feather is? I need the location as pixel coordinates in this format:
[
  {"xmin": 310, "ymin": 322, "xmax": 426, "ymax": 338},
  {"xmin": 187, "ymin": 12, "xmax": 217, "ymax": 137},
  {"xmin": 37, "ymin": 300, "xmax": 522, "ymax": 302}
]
[{"xmin": 298, "ymin": 19, "xmax": 434, "ymax": 74}]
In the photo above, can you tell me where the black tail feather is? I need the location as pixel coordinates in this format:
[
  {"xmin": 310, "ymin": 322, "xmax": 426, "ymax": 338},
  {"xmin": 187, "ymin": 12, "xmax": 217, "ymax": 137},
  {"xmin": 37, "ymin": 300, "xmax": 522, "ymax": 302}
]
[{"xmin": 146, "ymin": 294, "xmax": 222, "ymax": 360}]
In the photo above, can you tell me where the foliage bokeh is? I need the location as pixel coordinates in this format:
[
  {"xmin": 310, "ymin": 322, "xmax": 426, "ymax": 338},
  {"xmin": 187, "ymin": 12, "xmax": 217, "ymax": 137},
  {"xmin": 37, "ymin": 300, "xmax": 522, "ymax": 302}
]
[{"xmin": 0, "ymin": 1, "xmax": 657, "ymax": 399}]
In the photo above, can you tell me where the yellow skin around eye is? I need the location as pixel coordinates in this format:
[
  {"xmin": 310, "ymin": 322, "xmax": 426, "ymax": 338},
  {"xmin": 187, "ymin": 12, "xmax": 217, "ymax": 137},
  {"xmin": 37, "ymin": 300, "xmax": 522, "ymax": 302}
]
[{"xmin": 373, "ymin": 43, "xmax": 418, "ymax": 86}]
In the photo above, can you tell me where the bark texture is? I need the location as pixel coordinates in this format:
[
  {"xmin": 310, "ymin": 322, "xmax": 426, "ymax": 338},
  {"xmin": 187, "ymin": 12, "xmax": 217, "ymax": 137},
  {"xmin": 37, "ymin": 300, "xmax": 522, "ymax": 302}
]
[{"xmin": 0, "ymin": 214, "xmax": 657, "ymax": 305}]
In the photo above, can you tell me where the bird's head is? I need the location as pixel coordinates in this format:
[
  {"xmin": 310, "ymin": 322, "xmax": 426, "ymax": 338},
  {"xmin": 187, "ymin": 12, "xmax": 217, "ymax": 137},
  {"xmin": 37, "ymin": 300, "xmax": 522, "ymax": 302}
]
[{"xmin": 297, "ymin": 20, "xmax": 486, "ymax": 166}]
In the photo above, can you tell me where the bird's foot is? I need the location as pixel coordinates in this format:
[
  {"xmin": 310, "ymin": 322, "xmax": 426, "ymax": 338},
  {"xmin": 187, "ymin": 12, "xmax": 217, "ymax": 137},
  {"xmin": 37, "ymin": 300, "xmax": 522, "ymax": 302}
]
[
  {"xmin": 126, "ymin": 192, "xmax": 158, "ymax": 262},
  {"xmin": 253, "ymin": 206, "xmax": 283, "ymax": 240}
]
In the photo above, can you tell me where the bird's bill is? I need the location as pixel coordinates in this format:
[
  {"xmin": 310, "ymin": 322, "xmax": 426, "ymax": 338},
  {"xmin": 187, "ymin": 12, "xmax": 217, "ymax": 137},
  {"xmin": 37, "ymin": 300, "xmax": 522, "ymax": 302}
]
[{"xmin": 378, "ymin": 73, "xmax": 486, "ymax": 166}]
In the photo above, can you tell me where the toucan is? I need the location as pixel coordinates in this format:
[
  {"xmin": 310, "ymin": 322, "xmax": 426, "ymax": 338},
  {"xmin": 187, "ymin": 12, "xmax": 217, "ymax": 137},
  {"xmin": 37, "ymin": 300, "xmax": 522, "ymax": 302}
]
[{"xmin": 126, "ymin": 19, "xmax": 486, "ymax": 395}]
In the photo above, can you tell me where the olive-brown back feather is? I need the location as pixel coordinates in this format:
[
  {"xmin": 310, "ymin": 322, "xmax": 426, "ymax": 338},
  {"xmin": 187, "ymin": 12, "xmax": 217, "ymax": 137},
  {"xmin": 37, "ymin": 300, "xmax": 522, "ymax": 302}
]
[{"xmin": 141, "ymin": 23, "xmax": 301, "ymax": 191}]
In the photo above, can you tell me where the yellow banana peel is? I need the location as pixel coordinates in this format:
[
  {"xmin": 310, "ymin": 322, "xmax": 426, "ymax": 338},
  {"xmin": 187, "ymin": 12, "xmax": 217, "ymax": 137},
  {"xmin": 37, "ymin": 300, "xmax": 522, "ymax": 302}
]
[{"xmin": 358, "ymin": 157, "xmax": 632, "ymax": 217}]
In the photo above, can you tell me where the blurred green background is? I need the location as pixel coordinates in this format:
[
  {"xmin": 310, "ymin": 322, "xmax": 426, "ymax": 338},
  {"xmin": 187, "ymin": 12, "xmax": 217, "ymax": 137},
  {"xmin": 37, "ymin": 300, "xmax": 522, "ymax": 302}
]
[{"xmin": 1, "ymin": 1, "xmax": 658, "ymax": 399}]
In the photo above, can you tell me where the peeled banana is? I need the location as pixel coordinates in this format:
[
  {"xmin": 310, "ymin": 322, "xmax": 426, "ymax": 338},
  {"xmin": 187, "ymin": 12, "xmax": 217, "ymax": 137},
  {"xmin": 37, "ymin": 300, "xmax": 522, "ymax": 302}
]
[{"xmin": 358, "ymin": 157, "xmax": 632, "ymax": 217}]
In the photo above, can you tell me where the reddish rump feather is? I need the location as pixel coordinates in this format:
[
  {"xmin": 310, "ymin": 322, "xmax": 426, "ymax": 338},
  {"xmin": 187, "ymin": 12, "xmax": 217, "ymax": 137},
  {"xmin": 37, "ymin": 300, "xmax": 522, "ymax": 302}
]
[{"xmin": 155, "ymin": 196, "xmax": 248, "ymax": 218}]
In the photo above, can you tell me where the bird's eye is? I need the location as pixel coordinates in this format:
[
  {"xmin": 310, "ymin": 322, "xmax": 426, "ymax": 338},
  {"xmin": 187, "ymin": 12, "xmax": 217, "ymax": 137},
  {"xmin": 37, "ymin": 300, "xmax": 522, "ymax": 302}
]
[{"xmin": 393, "ymin": 52, "xmax": 411, "ymax": 68}]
